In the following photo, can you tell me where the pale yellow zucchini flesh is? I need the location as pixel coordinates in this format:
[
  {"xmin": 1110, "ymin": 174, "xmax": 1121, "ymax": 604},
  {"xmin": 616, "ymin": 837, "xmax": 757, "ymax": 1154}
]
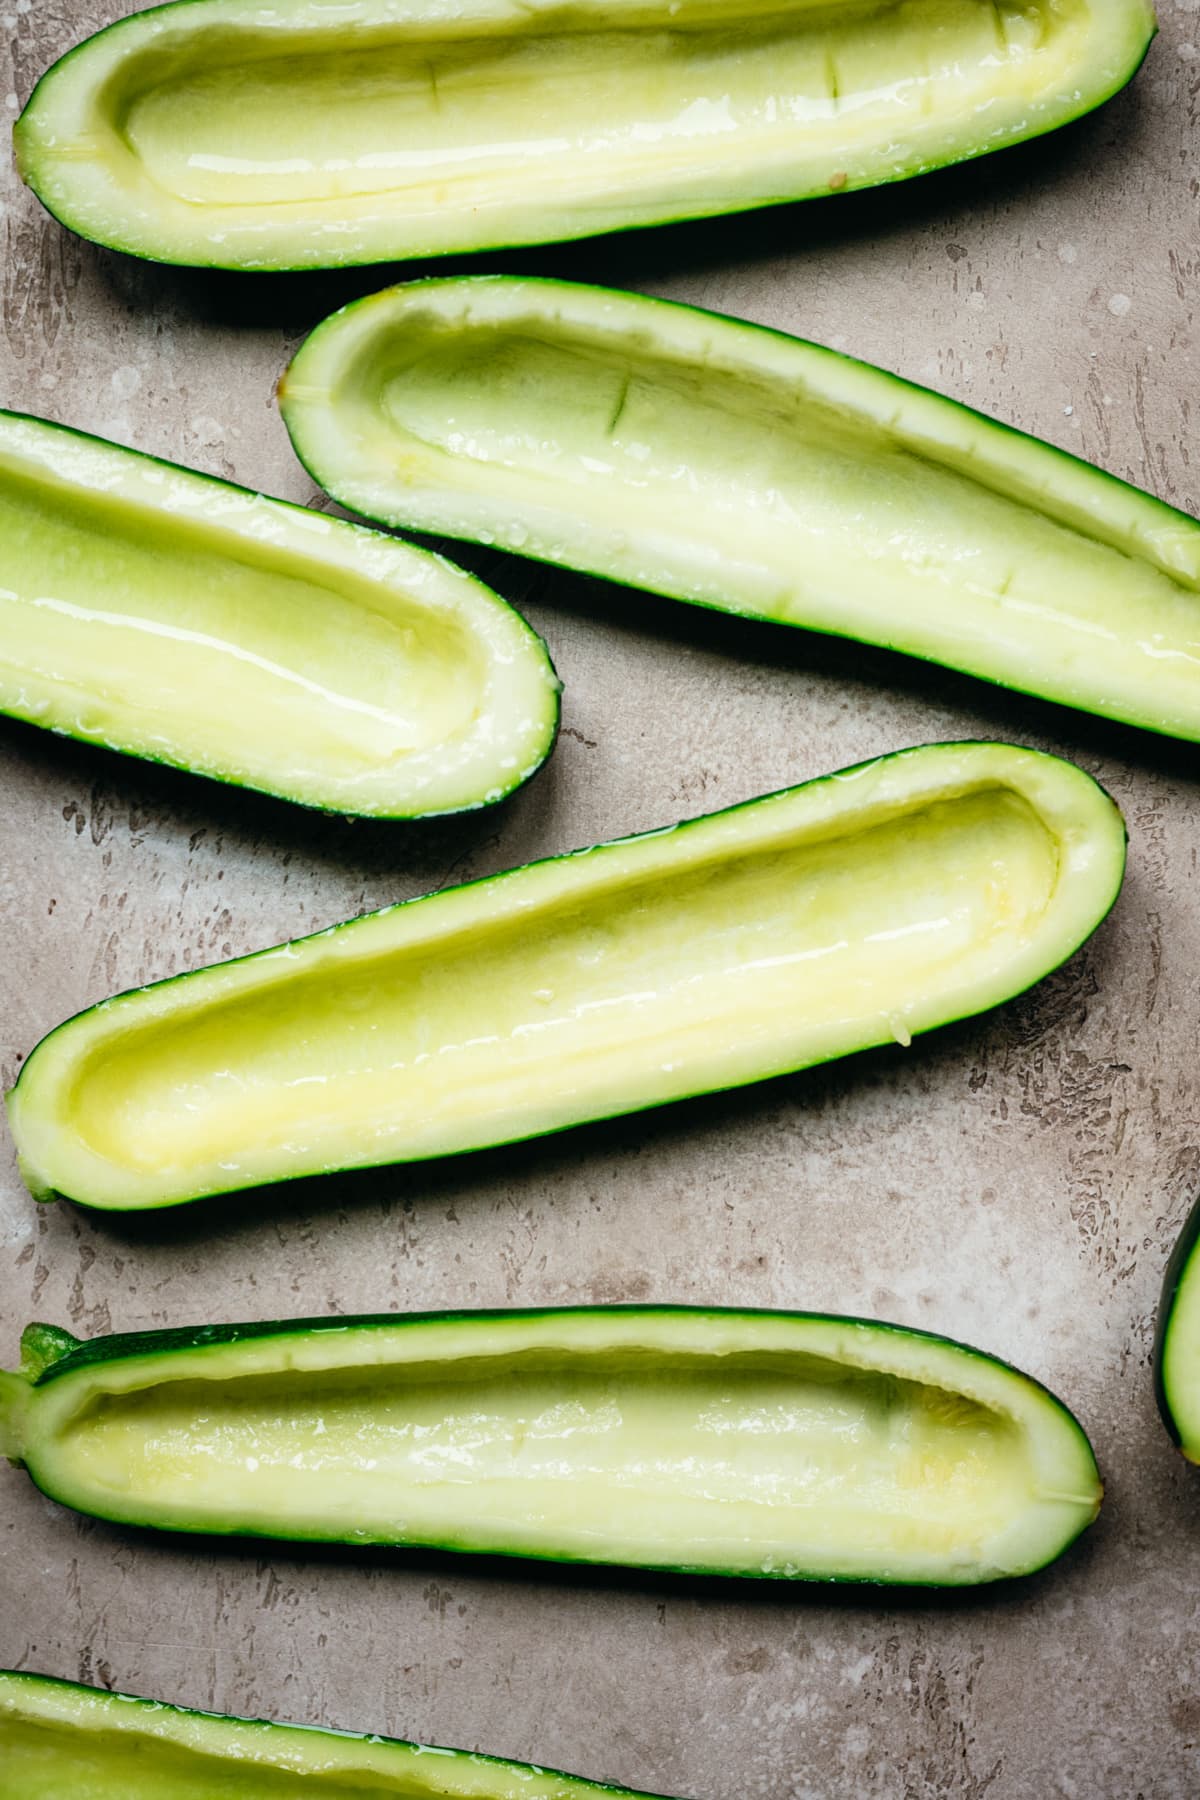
[
  {"xmin": 14, "ymin": 0, "xmax": 1155, "ymax": 268},
  {"xmin": 281, "ymin": 277, "xmax": 1200, "ymax": 744},
  {"xmin": 0, "ymin": 411, "xmax": 559, "ymax": 817},
  {"xmin": 0, "ymin": 1309, "xmax": 1103, "ymax": 1582},
  {"xmin": 6, "ymin": 742, "xmax": 1125, "ymax": 1212},
  {"xmin": 0, "ymin": 1669, "xmax": 670, "ymax": 1797}
]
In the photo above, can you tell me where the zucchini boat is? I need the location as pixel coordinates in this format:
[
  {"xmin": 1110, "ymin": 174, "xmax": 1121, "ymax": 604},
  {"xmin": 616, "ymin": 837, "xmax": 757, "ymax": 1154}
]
[
  {"xmin": 14, "ymin": 0, "xmax": 1155, "ymax": 270},
  {"xmin": 0, "ymin": 1309, "xmax": 1103, "ymax": 1583},
  {"xmin": 0, "ymin": 410, "xmax": 559, "ymax": 818},
  {"xmin": 281, "ymin": 277, "xmax": 1200, "ymax": 743},
  {"xmin": 0, "ymin": 1669, "xmax": 676, "ymax": 1798},
  {"xmin": 1154, "ymin": 1193, "xmax": 1200, "ymax": 1457},
  {"xmin": 7, "ymin": 742, "xmax": 1125, "ymax": 1213}
]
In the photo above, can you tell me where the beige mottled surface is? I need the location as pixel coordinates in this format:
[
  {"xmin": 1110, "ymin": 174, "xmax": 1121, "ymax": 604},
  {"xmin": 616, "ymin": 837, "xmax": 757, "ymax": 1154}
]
[{"xmin": 2, "ymin": 4, "xmax": 1199, "ymax": 1795}]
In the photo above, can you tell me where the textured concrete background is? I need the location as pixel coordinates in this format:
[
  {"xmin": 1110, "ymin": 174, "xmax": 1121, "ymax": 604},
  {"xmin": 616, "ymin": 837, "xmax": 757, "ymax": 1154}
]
[{"xmin": 2, "ymin": 4, "xmax": 1199, "ymax": 1795}]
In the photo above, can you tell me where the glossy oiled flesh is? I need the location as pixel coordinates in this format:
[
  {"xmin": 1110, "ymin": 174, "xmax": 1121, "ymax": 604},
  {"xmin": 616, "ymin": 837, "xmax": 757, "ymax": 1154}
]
[
  {"xmin": 0, "ymin": 457, "xmax": 483, "ymax": 779},
  {"xmin": 3, "ymin": 1717, "xmax": 391, "ymax": 1799},
  {"xmin": 54, "ymin": 1349, "xmax": 1029, "ymax": 1562},
  {"xmin": 65, "ymin": 786, "xmax": 1055, "ymax": 1176},
  {"xmin": 371, "ymin": 321, "xmax": 1200, "ymax": 720},
  {"xmin": 113, "ymin": 0, "xmax": 1083, "ymax": 210}
]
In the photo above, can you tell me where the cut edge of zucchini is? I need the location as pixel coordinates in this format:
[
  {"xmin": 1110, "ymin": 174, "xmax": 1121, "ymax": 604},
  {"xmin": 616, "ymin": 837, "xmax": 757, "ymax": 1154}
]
[
  {"xmin": 5, "ymin": 741, "xmax": 1127, "ymax": 1213},
  {"xmin": 13, "ymin": 0, "xmax": 1157, "ymax": 269},
  {"xmin": 0, "ymin": 1667, "xmax": 676, "ymax": 1797},
  {"xmin": 280, "ymin": 274, "xmax": 1200, "ymax": 743},
  {"xmin": 0, "ymin": 1306, "xmax": 1103, "ymax": 1585},
  {"xmin": 0, "ymin": 408, "xmax": 561, "ymax": 820}
]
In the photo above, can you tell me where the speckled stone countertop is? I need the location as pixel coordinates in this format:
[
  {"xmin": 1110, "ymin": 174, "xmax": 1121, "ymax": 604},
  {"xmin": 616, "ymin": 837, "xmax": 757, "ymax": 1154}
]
[{"xmin": 2, "ymin": 4, "xmax": 1199, "ymax": 1795}]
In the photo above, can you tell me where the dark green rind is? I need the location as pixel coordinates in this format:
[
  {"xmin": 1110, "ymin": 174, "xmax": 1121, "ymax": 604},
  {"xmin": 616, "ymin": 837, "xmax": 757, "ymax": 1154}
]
[
  {"xmin": 1, "ymin": 1305, "xmax": 1102, "ymax": 1586},
  {"xmin": 283, "ymin": 276, "xmax": 1200, "ymax": 745},
  {"xmin": 1153, "ymin": 1192, "xmax": 1200, "ymax": 1450},
  {"xmin": 0, "ymin": 408, "xmax": 560, "ymax": 821},
  {"xmin": 0, "ymin": 1669, "xmax": 680, "ymax": 1797},
  {"xmin": 6, "ymin": 742, "xmax": 1128, "ymax": 1211},
  {"xmin": 13, "ymin": 3, "xmax": 1156, "ymax": 271}
]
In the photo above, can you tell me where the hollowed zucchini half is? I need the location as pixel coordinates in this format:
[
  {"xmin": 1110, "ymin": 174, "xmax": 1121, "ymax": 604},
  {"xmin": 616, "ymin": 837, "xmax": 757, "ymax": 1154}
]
[
  {"xmin": 0, "ymin": 1307, "xmax": 1102, "ymax": 1583},
  {"xmin": 7, "ymin": 741, "xmax": 1125, "ymax": 1213},
  {"xmin": 0, "ymin": 1668, "xmax": 677, "ymax": 1798},
  {"xmin": 0, "ymin": 411, "xmax": 559, "ymax": 818},
  {"xmin": 281, "ymin": 276, "xmax": 1200, "ymax": 744},
  {"xmin": 1154, "ymin": 1194, "xmax": 1200, "ymax": 1457},
  {"xmin": 14, "ymin": 0, "xmax": 1155, "ymax": 270}
]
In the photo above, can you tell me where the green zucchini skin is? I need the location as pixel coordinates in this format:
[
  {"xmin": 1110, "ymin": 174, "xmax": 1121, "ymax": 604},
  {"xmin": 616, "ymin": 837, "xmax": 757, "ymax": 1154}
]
[
  {"xmin": 13, "ymin": 0, "xmax": 1155, "ymax": 271},
  {"xmin": 0, "ymin": 1669, "xmax": 678, "ymax": 1797},
  {"xmin": 282, "ymin": 276, "xmax": 1200, "ymax": 744},
  {"xmin": 5, "ymin": 741, "xmax": 1126, "ymax": 1212},
  {"xmin": 0, "ymin": 409, "xmax": 560, "ymax": 820},
  {"xmin": 0, "ymin": 1307, "xmax": 1103, "ymax": 1584},
  {"xmin": 1154, "ymin": 1193, "xmax": 1200, "ymax": 1455}
]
